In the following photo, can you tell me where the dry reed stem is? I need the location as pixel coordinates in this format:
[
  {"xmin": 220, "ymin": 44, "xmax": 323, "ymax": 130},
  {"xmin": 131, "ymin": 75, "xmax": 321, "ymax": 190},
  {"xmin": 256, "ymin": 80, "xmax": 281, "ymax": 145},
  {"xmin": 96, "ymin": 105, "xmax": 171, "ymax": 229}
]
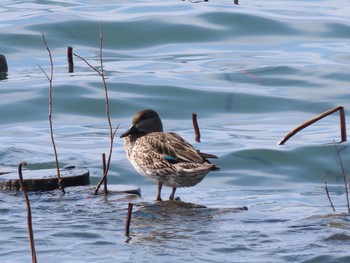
[
  {"xmin": 324, "ymin": 176, "xmax": 336, "ymax": 212},
  {"xmin": 18, "ymin": 162, "xmax": 37, "ymax": 263},
  {"xmin": 192, "ymin": 113, "xmax": 201, "ymax": 142},
  {"xmin": 334, "ymin": 141, "xmax": 350, "ymax": 213},
  {"xmin": 73, "ymin": 25, "xmax": 118, "ymax": 195},
  {"xmin": 39, "ymin": 32, "xmax": 65, "ymax": 193},
  {"xmin": 278, "ymin": 106, "xmax": 347, "ymax": 145},
  {"xmin": 125, "ymin": 203, "xmax": 133, "ymax": 237}
]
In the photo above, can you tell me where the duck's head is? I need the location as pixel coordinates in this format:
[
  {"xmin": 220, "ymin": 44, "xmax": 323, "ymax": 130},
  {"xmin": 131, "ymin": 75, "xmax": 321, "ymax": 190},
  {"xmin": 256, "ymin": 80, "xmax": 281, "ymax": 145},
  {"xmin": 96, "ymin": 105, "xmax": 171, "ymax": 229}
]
[{"xmin": 120, "ymin": 109, "xmax": 163, "ymax": 139}]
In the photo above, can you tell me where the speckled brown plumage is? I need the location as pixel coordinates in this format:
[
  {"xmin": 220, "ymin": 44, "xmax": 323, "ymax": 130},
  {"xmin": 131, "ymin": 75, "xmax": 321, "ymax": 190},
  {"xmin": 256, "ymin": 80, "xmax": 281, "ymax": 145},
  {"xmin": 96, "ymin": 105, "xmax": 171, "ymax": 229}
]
[{"xmin": 120, "ymin": 109, "xmax": 220, "ymax": 201}]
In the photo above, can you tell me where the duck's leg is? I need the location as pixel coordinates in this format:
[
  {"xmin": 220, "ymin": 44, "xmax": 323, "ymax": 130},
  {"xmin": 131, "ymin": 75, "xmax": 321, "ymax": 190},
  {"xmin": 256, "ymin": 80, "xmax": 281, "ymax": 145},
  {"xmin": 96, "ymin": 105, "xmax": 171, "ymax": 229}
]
[
  {"xmin": 169, "ymin": 187, "xmax": 177, "ymax": 201},
  {"xmin": 156, "ymin": 182, "xmax": 163, "ymax": 201}
]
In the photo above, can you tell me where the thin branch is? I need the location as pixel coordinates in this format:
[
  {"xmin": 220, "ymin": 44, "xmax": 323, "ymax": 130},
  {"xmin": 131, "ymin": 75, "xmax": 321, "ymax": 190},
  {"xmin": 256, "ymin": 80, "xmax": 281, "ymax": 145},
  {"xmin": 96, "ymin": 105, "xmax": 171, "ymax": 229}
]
[
  {"xmin": 38, "ymin": 64, "xmax": 50, "ymax": 81},
  {"xmin": 278, "ymin": 106, "xmax": 347, "ymax": 145},
  {"xmin": 18, "ymin": 162, "xmax": 37, "ymax": 263},
  {"xmin": 324, "ymin": 176, "xmax": 336, "ymax": 212},
  {"xmin": 72, "ymin": 52, "xmax": 102, "ymax": 76},
  {"xmin": 99, "ymin": 24, "xmax": 104, "ymax": 77},
  {"xmin": 73, "ymin": 25, "xmax": 118, "ymax": 195},
  {"xmin": 41, "ymin": 32, "xmax": 65, "ymax": 193},
  {"xmin": 334, "ymin": 141, "xmax": 350, "ymax": 213},
  {"xmin": 102, "ymin": 153, "xmax": 107, "ymax": 194}
]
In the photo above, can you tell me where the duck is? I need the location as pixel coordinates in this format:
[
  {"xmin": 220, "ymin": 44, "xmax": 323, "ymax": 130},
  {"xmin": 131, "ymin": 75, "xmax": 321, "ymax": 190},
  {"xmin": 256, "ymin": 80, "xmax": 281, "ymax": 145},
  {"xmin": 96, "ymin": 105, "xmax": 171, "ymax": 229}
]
[{"xmin": 120, "ymin": 109, "xmax": 220, "ymax": 201}]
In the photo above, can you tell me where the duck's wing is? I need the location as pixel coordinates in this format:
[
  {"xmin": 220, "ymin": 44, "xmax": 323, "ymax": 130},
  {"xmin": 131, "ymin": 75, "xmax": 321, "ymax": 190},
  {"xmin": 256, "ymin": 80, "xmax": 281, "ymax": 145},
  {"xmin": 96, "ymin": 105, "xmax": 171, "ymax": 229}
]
[{"xmin": 142, "ymin": 132, "xmax": 213, "ymax": 163}]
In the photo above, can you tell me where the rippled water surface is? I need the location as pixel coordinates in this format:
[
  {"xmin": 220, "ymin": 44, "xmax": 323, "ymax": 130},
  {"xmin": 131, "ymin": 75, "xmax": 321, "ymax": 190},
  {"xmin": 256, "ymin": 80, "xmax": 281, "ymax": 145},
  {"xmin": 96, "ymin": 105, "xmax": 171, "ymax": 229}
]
[{"xmin": 1, "ymin": 0, "xmax": 350, "ymax": 262}]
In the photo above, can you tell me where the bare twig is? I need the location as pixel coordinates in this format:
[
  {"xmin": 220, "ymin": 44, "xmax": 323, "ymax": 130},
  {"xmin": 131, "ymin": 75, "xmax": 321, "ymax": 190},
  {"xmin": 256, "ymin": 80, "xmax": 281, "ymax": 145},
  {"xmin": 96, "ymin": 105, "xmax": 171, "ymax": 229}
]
[
  {"xmin": 324, "ymin": 176, "xmax": 336, "ymax": 212},
  {"xmin": 192, "ymin": 113, "xmax": 201, "ymax": 142},
  {"xmin": 102, "ymin": 153, "xmax": 107, "ymax": 194},
  {"xmin": 73, "ymin": 53, "xmax": 102, "ymax": 76},
  {"xmin": 39, "ymin": 32, "xmax": 65, "ymax": 193},
  {"xmin": 73, "ymin": 25, "xmax": 118, "ymax": 195},
  {"xmin": 125, "ymin": 203, "xmax": 133, "ymax": 237},
  {"xmin": 278, "ymin": 106, "xmax": 347, "ymax": 145},
  {"xmin": 93, "ymin": 123, "xmax": 120, "ymax": 195},
  {"xmin": 334, "ymin": 141, "xmax": 350, "ymax": 213},
  {"xmin": 18, "ymin": 162, "xmax": 37, "ymax": 263}
]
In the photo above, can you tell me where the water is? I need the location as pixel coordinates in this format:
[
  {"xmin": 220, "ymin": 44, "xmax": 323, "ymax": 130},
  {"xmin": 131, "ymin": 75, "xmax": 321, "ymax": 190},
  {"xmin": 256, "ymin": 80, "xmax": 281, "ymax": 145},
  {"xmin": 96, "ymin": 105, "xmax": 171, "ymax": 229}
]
[{"xmin": 1, "ymin": 0, "xmax": 350, "ymax": 262}]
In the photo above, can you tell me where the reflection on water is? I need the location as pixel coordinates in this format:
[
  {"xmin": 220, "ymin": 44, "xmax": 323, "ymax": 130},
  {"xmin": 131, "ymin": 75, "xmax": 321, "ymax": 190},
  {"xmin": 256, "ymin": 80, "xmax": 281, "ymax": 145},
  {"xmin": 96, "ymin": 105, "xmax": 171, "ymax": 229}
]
[{"xmin": 130, "ymin": 202, "xmax": 247, "ymax": 246}]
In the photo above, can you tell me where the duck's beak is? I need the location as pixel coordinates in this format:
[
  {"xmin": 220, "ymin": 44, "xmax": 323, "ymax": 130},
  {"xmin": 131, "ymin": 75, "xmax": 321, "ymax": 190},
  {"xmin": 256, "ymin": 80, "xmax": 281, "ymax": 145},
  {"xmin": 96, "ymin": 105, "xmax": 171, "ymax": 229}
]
[{"xmin": 120, "ymin": 124, "xmax": 137, "ymax": 138}]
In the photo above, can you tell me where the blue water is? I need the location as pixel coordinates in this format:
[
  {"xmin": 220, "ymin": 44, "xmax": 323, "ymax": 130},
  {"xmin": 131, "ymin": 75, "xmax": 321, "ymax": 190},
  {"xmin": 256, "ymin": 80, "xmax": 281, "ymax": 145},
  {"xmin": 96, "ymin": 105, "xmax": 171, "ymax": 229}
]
[{"xmin": 1, "ymin": 0, "xmax": 350, "ymax": 262}]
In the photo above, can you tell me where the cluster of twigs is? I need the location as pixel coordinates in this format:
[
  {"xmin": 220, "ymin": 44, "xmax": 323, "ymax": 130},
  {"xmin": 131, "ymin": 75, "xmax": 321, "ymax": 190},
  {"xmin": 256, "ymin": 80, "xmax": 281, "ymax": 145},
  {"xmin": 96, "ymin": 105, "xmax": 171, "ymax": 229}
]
[
  {"xmin": 39, "ymin": 27, "xmax": 117, "ymax": 195},
  {"xmin": 18, "ymin": 27, "xmax": 129, "ymax": 259}
]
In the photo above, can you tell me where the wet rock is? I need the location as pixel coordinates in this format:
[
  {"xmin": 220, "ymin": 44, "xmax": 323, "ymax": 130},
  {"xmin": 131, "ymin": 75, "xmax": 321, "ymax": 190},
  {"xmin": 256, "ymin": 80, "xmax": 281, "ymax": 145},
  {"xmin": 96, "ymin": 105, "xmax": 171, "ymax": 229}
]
[
  {"xmin": 0, "ymin": 53, "xmax": 8, "ymax": 73},
  {"xmin": 0, "ymin": 167, "xmax": 90, "ymax": 191}
]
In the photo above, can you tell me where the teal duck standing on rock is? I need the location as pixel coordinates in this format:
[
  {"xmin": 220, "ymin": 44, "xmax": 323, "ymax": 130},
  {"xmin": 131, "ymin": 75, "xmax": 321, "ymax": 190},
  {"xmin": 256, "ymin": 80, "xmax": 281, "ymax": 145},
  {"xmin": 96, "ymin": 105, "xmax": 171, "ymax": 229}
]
[{"xmin": 120, "ymin": 109, "xmax": 220, "ymax": 201}]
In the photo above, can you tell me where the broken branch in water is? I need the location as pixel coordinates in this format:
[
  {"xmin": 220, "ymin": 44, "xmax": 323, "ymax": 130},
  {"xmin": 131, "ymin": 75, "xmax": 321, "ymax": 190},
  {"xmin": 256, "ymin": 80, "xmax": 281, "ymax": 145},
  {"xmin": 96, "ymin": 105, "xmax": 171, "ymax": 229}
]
[
  {"xmin": 18, "ymin": 162, "xmax": 37, "ymax": 263},
  {"xmin": 192, "ymin": 113, "xmax": 201, "ymax": 142},
  {"xmin": 278, "ymin": 106, "xmax": 347, "ymax": 145}
]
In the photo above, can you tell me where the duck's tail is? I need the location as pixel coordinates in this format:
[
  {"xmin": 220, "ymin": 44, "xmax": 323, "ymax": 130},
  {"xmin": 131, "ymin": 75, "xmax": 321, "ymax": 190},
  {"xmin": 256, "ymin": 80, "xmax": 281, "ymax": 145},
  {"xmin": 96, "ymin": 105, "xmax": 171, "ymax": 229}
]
[
  {"xmin": 211, "ymin": 165, "xmax": 221, "ymax": 171},
  {"xmin": 198, "ymin": 151, "xmax": 218, "ymax": 159}
]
